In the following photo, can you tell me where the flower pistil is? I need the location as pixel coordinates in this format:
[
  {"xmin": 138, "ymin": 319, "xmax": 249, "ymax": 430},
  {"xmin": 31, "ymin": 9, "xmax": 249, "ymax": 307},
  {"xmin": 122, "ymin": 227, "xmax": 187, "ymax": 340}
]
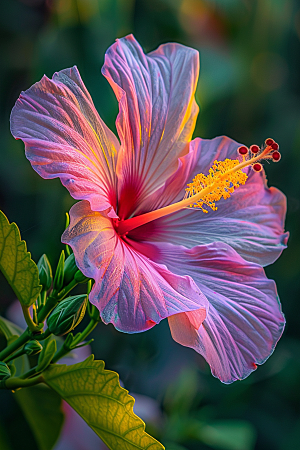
[{"xmin": 116, "ymin": 138, "xmax": 280, "ymax": 235}]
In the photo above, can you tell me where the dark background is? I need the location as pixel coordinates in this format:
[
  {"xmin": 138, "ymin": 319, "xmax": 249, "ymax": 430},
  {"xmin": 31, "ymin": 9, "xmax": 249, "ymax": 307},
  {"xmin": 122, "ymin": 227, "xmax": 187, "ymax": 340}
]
[{"xmin": 0, "ymin": 1, "xmax": 300, "ymax": 449}]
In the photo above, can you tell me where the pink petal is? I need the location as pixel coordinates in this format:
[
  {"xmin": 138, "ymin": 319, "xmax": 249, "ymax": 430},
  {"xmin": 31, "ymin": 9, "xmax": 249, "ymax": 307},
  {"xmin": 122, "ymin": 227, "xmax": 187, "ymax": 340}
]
[
  {"xmin": 151, "ymin": 241, "xmax": 285, "ymax": 383},
  {"xmin": 10, "ymin": 66, "xmax": 119, "ymax": 215},
  {"xmin": 62, "ymin": 201, "xmax": 208, "ymax": 333},
  {"xmin": 102, "ymin": 34, "xmax": 199, "ymax": 218},
  {"xmin": 131, "ymin": 136, "xmax": 288, "ymax": 266}
]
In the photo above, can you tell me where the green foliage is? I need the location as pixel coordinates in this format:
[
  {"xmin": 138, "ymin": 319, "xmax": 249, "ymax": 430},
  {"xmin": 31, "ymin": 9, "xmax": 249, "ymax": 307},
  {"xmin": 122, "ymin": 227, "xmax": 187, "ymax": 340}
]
[
  {"xmin": 37, "ymin": 254, "xmax": 52, "ymax": 291},
  {"xmin": 36, "ymin": 339, "xmax": 57, "ymax": 373},
  {"xmin": 0, "ymin": 422, "xmax": 11, "ymax": 450},
  {"xmin": 63, "ymin": 253, "xmax": 77, "ymax": 285},
  {"xmin": 0, "ymin": 316, "xmax": 24, "ymax": 341},
  {"xmin": 44, "ymin": 355, "xmax": 165, "ymax": 450},
  {"xmin": 0, "ymin": 316, "xmax": 30, "ymax": 377},
  {"xmin": 0, "ymin": 362, "xmax": 11, "ymax": 380},
  {"xmin": 23, "ymin": 340, "xmax": 43, "ymax": 356},
  {"xmin": 0, "ymin": 211, "xmax": 41, "ymax": 306},
  {"xmin": 6, "ymin": 335, "xmax": 30, "ymax": 377},
  {"xmin": 53, "ymin": 250, "xmax": 65, "ymax": 292},
  {"xmin": 200, "ymin": 421, "xmax": 256, "ymax": 450},
  {"xmin": 47, "ymin": 294, "xmax": 87, "ymax": 336},
  {"xmin": 15, "ymin": 385, "xmax": 64, "ymax": 450}
]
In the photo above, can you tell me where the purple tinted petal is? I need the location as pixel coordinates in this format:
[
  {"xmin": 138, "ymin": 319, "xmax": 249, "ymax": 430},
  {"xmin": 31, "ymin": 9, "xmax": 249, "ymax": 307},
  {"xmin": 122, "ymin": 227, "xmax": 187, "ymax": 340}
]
[
  {"xmin": 131, "ymin": 136, "xmax": 288, "ymax": 266},
  {"xmin": 62, "ymin": 201, "xmax": 208, "ymax": 333},
  {"xmin": 102, "ymin": 35, "xmax": 199, "ymax": 218},
  {"xmin": 11, "ymin": 66, "xmax": 119, "ymax": 214},
  {"xmin": 152, "ymin": 241, "xmax": 285, "ymax": 383}
]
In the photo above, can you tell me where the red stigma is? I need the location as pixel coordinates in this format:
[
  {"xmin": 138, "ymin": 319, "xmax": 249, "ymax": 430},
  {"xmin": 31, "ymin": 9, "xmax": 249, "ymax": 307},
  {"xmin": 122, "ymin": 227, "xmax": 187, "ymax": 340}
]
[
  {"xmin": 253, "ymin": 163, "xmax": 262, "ymax": 172},
  {"xmin": 265, "ymin": 138, "xmax": 274, "ymax": 146},
  {"xmin": 250, "ymin": 144, "xmax": 260, "ymax": 154},
  {"xmin": 271, "ymin": 142, "xmax": 279, "ymax": 150},
  {"xmin": 238, "ymin": 146, "xmax": 248, "ymax": 156},
  {"xmin": 272, "ymin": 151, "xmax": 281, "ymax": 161}
]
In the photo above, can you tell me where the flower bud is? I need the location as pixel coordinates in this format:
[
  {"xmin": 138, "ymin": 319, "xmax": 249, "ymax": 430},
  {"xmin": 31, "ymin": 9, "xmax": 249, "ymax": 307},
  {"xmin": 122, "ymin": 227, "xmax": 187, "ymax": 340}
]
[
  {"xmin": 24, "ymin": 340, "xmax": 43, "ymax": 356},
  {"xmin": 47, "ymin": 294, "xmax": 87, "ymax": 336},
  {"xmin": 0, "ymin": 362, "xmax": 11, "ymax": 381},
  {"xmin": 74, "ymin": 269, "xmax": 89, "ymax": 283},
  {"xmin": 63, "ymin": 253, "xmax": 78, "ymax": 285},
  {"xmin": 37, "ymin": 254, "xmax": 52, "ymax": 290},
  {"xmin": 53, "ymin": 250, "xmax": 65, "ymax": 292}
]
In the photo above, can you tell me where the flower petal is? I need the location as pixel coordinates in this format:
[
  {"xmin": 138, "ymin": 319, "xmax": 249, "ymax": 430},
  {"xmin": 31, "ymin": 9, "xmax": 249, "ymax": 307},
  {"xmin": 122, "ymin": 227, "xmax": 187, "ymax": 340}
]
[
  {"xmin": 102, "ymin": 34, "xmax": 199, "ymax": 218},
  {"xmin": 10, "ymin": 66, "xmax": 119, "ymax": 215},
  {"xmin": 151, "ymin": 241, "xmax": 285, "ymax": 383},
  {"xmin": 131, "ymin": 136, "xmax": 288, "ymax": 266},
  {"xmin": 62, "ymin": 201, "xmax": 208, "ymax": 333}
]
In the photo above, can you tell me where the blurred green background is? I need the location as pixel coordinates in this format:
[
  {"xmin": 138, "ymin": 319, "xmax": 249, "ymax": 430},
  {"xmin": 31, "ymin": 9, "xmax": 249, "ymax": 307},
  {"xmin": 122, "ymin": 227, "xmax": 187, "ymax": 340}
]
[{"xmin": 0, "ymin": 0, "xmax": 300, "ymax": 449}]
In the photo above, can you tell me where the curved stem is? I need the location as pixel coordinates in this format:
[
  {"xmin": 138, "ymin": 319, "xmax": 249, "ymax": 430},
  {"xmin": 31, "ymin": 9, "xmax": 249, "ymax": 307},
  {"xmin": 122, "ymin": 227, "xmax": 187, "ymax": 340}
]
[
  {"xmin": 35, "ymin": 328, "xmax": 52, "ymax": 341},
  {"xmin": 22, "ymin": 305, "xmax": 40, "ymax": 332},
  {"xmin": 4, "ymin": 347, "xmax": 26, "ymax": 363},
  {"xmin": 72, "ymin": 319, "xmax": 98, "ymax": 347},
  {"xmin": 2, "ymin": 374, "xmax": 44, "ymax": 390},
  {"xmin": 0, "ymin": 329, "xmax": 31, "ymax": 361},
  {"xmin": 51, "ymin": 318, "xmax": 97, "ymax": 364}
]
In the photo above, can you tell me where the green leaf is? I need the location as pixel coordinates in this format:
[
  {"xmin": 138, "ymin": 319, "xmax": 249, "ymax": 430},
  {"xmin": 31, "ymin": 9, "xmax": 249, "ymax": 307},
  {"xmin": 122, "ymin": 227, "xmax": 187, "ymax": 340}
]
[
  {"xmin": 44, "ymin": 355, "xmax": 165, "ymax": 450},
  {"xmin": 0, "ymin": 211, "xmax": 42, "ymax": 306},
  {"xmin": 0, "ymin": 317, "xmax": 30, "ymax": 376},
  {"xmin": 15, "ymin": 384, "xmax": 64, "ymax": 450},
  {"xmin": 201, "ymin": 420, "xmax": 256, "ymax": 450},
  {"xmin": 0, "ymin": 315, "xmax": 24, "ymax": 340},
  {"xmin": 0, "ymin": 421, "xmax": 12, "ymax": 450},
  {"xmin": 36, "ymin": 339, "xmax": 57, "ymax": 372}
]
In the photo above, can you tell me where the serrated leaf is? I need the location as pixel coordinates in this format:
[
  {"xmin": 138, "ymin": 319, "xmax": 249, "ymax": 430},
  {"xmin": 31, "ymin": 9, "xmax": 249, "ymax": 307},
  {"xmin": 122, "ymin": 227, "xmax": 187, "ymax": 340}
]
[
  {"xmin": 0, "ymin": 210, "xmax": 42, "ymax": 306},
  {"xmin": 15, "ymin": 384, "xmax": 64, "ymax": 450},
  {"xmin": 44, "ymin": 355, "xmax": 165, "ymax": 450},
  {"xmin": 37, "ymin": 339, "xmax": 57, "ymax": 372},
  {"xmin": 0, "ymin": 315, "xmax": 24, "ymax": 340}
]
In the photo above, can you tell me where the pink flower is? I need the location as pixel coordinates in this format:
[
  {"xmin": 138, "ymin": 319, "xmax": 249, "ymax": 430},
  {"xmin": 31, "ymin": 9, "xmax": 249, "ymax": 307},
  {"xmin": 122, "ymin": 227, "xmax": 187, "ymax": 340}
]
[{"xmin": 10, "ymin": 35, "xmax": 288, "ymax": 383}]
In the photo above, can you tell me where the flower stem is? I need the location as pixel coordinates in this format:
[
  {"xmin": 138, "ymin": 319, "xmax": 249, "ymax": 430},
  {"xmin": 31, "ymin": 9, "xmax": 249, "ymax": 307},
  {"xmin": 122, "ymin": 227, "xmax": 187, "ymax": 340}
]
[
  {"xmin": 22, "ymin": 305, "xmax": 40, "ymax": 332},
  {"xmin": 0, "ymin": 329, "xmax": 31, "ymax": 361},
  {"xmin": 1, "ymin": 374, "xmax": 44, "ymax": 390},
  {"xmin": 36, "ymin": 279, "xmax": 78, "ymax": 324},
  {"xmin": 51, "ymin": 318, "xmax": 98, "ymax": 364}
]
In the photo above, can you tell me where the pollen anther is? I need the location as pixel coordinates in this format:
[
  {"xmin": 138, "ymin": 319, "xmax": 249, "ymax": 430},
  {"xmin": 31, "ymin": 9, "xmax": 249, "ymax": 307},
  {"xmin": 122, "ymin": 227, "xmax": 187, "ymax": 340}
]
[
  {"xmin": 250, "ymin": 144, "xmax": 260, "ymax": 154},
  {"xmin": 272, "ymin": 151, "xmax": 281, "ymax": 162},
  {"xmin": 253, "ymin": 163, "xmax": 262, "ymax": 172},
  {"xmin": 265, "ymin": 138, "xmax": 274, "ymax": 146},
  {"xmin": 238, "ymin": 146, "xmax": 248, "ymax": 156}
]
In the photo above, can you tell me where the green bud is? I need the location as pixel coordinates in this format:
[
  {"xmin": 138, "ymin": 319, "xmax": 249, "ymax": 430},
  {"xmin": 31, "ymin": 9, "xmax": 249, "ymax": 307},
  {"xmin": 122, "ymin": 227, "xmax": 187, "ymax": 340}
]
[
  {"xmin": 0, "ymin": 361, "xmax": 11, "ymax": 381},
  {"xmin": 53, "ymin": 250, "xmax": 65, "ymax": 292},
  {"xmin": 74, "ymin": 269, "xmax": 89, "ymax": 283},
  {"xmin": 37, "ymin": 254, "xmax": 52, "ymax": 290},
  {"xmin": 24, "ymin": 340, "xmax": 43, "ymax": 356},
  {"xmin": 63, "ymin": 253, "xmax": 78, "ymax": 285},
  {"xmin": 47, "ymin": 294, "xmax": 87, "ymax": 336}
]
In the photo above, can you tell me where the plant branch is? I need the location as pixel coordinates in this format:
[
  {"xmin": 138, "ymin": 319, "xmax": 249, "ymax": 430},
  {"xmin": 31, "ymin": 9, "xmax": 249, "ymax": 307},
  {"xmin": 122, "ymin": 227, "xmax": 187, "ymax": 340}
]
[
  {"xmin": 52, "ymin": 318, "xmax": 98, "ymax": 364},
  {"xmin": 0, "ymin": 329, "xmax": 31, "ymax": 361},
  {"xmin": 2, "ymin": 374, "xmax": 44, "ymax": 390}
]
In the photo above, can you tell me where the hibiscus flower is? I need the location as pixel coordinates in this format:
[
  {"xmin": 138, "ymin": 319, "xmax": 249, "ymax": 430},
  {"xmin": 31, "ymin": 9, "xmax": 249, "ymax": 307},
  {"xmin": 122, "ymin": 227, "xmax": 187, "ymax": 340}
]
[{"xmin": 10, "ymin": 35, "xmax": 288, "ymax": 383}]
